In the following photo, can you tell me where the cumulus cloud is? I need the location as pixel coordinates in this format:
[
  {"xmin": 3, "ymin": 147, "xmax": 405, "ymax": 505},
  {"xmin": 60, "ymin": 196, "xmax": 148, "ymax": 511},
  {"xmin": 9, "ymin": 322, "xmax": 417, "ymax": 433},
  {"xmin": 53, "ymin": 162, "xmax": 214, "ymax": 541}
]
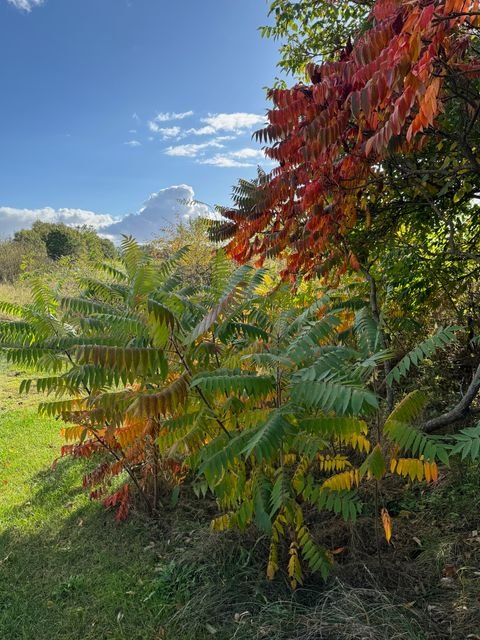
[
  {"xmin": 164, "ymin": 140, "xmax": 224, "ymax": 158},
  {"xmin": 101, "ymin": 185, "xmax": 212, "ymax": 242},
  {"xmin": 199, "ymin": 147, "xmax": 267, "ymax": 168},
  {"xmin": 7, "ymin": 0, "xmax": 44, "ymax": 10},
  {"xmin": 0, "ymin": 185, "xmax": 213, "ymax": 244},
  {"xmin": 151, "ymin": 126, "xmax": 181, "ymax": 139},
  {"xmin": 124, "ymin": 140, "xmax": 141, "ymax": 147},
  {"xmin": 0, "ymin": 206, "xmax": 116, "ymax": 238},
  {"xmin": 189, "ymin": 112, "xmax": 265, "ymax": 136}
]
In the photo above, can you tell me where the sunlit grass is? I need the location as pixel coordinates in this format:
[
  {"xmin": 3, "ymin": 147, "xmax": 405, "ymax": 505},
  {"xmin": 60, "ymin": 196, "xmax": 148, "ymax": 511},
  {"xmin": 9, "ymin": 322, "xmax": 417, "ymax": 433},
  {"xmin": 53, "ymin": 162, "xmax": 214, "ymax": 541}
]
[
  {"xmin": 0, "ymin": 365, "xmax": 166, "ymax": 640},
  {"xmin": 0, "ymin": 281, "xmax": 31, "ymax": 308}
]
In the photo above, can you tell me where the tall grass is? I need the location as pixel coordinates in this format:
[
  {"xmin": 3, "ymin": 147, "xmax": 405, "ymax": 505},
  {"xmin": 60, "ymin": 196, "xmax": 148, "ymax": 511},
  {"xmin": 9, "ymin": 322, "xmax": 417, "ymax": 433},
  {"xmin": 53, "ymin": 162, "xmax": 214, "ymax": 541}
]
[{"xmin": 0, "ymin": 281, "xmax": 31, "ymax": 307}]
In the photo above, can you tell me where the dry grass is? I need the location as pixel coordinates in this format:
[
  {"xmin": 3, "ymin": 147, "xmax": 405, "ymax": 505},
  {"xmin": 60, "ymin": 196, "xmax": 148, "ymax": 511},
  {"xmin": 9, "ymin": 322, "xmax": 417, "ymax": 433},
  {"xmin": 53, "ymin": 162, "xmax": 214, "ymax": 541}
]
[{"xmin": 0, "ymin": 281, "xmax": 31, "ymax": 308}]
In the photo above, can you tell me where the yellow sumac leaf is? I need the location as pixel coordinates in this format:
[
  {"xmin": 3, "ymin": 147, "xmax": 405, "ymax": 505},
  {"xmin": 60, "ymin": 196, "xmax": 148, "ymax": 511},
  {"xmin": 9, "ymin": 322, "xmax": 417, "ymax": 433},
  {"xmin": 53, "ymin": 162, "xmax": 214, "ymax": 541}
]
[
  {"xmin": 61, "ymin": 426, "xmax": 88, "ymax": 442},
  {"xmin": 349, "ymin": 433, "xmax": 371, "ymax": 453},
  {"xmin": 424, "ymin": 460, "xmax": 431, "ymax": 483},
  {"xmin": 392, "ymin": 458, "xmax": 438, "ymax": 483},
  {"xmin": 381, "ymin": 507, "xmax": 392, "ymax": 544},
  {"xmin": 283, "ymin": 453, "xmax": 297, "ymax": 466},
  {"xmin": 322, "ymin": 469, "xmax": 359, "ymax": 491},
  {"xmin": 267, "ymin": 540, "xmax": 279, "ymax": 580},
  {"xmin": 210, "ymin": 513, "xmax": 231, "ymax": 531},
  {"xmin": 288, "ymin": 542, "xmax": 303, "ymax": 590},
  {"xmin": 318, "ymin": 455, "xmax": 350, "ymax": 473},
  {"xmin": 424, "ymin": 461, "xmax": 438, "ymax": 483}
]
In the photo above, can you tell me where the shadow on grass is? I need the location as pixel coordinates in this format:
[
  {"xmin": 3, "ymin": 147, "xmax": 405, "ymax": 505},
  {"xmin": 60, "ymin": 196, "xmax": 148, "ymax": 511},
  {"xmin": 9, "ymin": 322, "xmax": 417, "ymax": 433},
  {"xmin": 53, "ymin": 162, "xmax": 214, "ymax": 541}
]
[
  {"xmin": 0, "ymin": 456, "xmax": 164, "ymax": 640},
  {"xmin": 2, "ymin": 452, "xmax": 471, "ymax": 640}
]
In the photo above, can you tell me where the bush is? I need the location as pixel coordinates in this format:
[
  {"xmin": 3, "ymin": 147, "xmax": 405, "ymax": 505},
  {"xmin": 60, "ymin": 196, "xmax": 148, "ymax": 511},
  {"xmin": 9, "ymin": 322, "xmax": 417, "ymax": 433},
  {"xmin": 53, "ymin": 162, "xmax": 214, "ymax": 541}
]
[
  {"xmin": 147, "ymin": 218, "xmax": 214, "ymax": 289},
  {"xmin": 0, "ymin": 239, "xmax": 465, "ymax": 586},
  {"xmin": 0, "ymin": 240, "xmax": 24, "ymax": 283},
  {"xmin": 0, "ymin": 239, "xmax": 48, "ymax": 283}
]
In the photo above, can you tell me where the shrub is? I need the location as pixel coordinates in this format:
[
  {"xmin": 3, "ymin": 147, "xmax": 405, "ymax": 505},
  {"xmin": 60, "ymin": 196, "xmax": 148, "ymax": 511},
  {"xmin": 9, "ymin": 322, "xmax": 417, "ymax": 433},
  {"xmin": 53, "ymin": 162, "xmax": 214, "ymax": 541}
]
[
  {"xmin": 0, "ymin": 240, "xmax": 25, "ymax": 283},
  {"xmin": 0, "ymin": 239, "xmax": 459, "ymax": 585},
  {"xmin": 0, "ymin": 239, "xmax": 49, "ymax": 283}
]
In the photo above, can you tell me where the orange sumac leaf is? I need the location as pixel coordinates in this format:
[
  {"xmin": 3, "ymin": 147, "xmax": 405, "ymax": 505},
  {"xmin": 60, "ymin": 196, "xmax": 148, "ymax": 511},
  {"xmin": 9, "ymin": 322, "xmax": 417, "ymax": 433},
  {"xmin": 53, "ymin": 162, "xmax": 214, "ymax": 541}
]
[{"xmin": 381, "ymin": 507, "xmax": 393, "ymax": 543}]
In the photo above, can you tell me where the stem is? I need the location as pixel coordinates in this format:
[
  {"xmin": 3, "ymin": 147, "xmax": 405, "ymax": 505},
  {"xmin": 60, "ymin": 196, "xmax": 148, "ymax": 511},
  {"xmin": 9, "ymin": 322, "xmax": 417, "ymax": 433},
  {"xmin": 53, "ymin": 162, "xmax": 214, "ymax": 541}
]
[
  {"xmin": 374, "ymin": 481, "xmax": 383, "ymax": 568},
  {"xmin": 360, "ymin": 266, "xmax": 394, "ymax": 414},
  {"xmin": 275, "ymin": 333, "xmax": 284, "ymax": 466},
  {"xmin": 91, "ymin": 431, "xmax": 153, "ymax": 513},
  {"xmin": 171, "ymin": 335, "xmax": 232, "ymax": 439}
]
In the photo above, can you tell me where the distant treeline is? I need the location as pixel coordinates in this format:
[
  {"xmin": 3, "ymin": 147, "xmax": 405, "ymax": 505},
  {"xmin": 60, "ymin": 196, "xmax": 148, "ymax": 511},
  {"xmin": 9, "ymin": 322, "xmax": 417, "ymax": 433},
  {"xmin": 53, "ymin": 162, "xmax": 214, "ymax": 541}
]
[{"xmin": 0, "ymin": 222, "xmax": 116, "ymax": 283}]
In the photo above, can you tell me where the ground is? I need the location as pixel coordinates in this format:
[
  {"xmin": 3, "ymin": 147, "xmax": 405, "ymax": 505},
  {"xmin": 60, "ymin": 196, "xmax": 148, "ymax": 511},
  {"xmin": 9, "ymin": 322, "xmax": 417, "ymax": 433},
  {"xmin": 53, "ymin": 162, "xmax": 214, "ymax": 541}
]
[{"xmin": 1, "ymin": 355, "xmax": 479, "ymax": 639}]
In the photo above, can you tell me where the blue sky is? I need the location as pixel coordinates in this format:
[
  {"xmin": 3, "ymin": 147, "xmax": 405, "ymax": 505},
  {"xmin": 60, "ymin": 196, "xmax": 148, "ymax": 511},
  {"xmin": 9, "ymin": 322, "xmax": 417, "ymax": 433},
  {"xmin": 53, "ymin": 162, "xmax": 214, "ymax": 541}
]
[{"xmin": 0, "ymin": 0, "xmax": 281, "ymax": 240}]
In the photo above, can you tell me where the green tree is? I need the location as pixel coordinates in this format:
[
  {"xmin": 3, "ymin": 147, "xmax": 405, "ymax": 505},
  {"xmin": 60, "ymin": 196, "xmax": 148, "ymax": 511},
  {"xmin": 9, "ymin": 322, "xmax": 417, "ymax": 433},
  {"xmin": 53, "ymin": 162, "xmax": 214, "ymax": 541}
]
[
  {"xmin": 43, "ymin": 228, "xmax": 77, "ymax": 260},
  {"xmin": 260, "ymin": 0, "xmax": 370, "ymax": 80},
  {"xmin": 14, "ymin": 221, "xmax": 115, "ymax": 262}
]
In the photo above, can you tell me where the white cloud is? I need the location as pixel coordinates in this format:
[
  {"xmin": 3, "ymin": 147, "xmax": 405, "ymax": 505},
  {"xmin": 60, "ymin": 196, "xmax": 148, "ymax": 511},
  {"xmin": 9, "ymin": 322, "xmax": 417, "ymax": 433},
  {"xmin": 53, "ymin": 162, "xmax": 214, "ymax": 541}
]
[
  {"xmin": 148, "ymin": 112, "xmax": 194, "ymax": 136},
  {"xmin": 230, "ymin": 148, "xmax": 266, "ymax": 160},
  {"xmin": 7, "ymin": 0, "xmax": 44, "ymax": 10},
  {"xmin": 149, "ymin": 125, "xmax": 181, "ymax": 139},
  {"xmin": 189, "ymin": 112, "xmax": 265, "ymax": 136},
  {"xmin": 164, "ymin": 140, "xmax": 224, "ymax": 158},
  {"xmin": 124, "ymin": 140, "xmax": 141, "ymax": 147},
  {"xmin": 199, "ymin": 156, "xmax": 253, "ymax": 168},
  {"xmin": 148, "ymin": 111, "xmax": 194, "ymax": 133},
  {"xmin": 0, "ymin": 186, "xmax": 214, "ymax": 244},
  {"xmin": 187, "ymin": 125, "xmax": 216, "ymax": 136},
  {"xmin": 145, "ymin": 111, "xmax": 264, "ymax": 140},
  {"xmin": 151, "ymin": 110, "xmax": 193, "ymax": 123},
  {"xmin": 0, "ymin": 206, "xmax": 116, "ymax": 237},
  {"xmin": 199, "ymin": 147, "xmax": 267, "ymax": 168},
  {"xmin": 101, "ymin": 185, "xmax": 212, "ymax": 242}
]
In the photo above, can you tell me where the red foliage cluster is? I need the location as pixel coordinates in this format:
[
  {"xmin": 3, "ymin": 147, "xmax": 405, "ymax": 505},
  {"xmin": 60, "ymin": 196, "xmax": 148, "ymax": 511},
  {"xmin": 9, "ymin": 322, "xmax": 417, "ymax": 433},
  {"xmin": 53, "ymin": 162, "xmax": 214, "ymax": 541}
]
[
  {"xmin": 58, "ymin": 416, "xmax": 183, "ymax": 519},
  {"xmin": 104, "ymin": 483, "xmax": 130, "ymax": 522},
  {"xmin": 222, "ymin": 0, "xmax": 480, "ymax": 277}
]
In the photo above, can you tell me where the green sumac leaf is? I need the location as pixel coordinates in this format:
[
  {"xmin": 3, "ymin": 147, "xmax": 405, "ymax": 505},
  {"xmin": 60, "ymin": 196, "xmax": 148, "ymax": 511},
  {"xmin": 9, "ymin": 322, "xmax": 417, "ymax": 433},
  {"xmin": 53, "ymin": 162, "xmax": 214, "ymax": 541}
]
[{"xmin": 360, "ymin": 444, "xmax": 385, "ymax": 480}]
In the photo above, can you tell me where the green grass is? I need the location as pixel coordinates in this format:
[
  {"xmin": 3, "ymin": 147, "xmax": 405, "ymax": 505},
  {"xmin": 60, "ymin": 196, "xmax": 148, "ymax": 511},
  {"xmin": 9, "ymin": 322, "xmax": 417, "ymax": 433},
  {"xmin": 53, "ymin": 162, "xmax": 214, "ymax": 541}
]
[{"xmin": 0, "ymin": 361, "xmax": 167, "ymax": 640}]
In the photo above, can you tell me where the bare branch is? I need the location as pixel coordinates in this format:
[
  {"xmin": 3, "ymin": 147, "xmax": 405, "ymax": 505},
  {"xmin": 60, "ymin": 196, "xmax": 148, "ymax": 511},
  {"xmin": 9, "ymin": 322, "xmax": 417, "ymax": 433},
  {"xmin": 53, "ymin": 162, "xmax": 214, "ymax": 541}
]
[{"xmin": 423, "ymin": 362, "xmax": 480, "ymax": 433}]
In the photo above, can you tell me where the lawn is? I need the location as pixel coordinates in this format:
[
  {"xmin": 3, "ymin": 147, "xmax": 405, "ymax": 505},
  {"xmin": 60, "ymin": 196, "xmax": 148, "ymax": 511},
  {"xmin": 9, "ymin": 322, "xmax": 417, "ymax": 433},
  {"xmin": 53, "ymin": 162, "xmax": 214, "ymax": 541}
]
[{"xmin": 0, "ymin": 360, "xmax": 168, "ymax": 640}]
